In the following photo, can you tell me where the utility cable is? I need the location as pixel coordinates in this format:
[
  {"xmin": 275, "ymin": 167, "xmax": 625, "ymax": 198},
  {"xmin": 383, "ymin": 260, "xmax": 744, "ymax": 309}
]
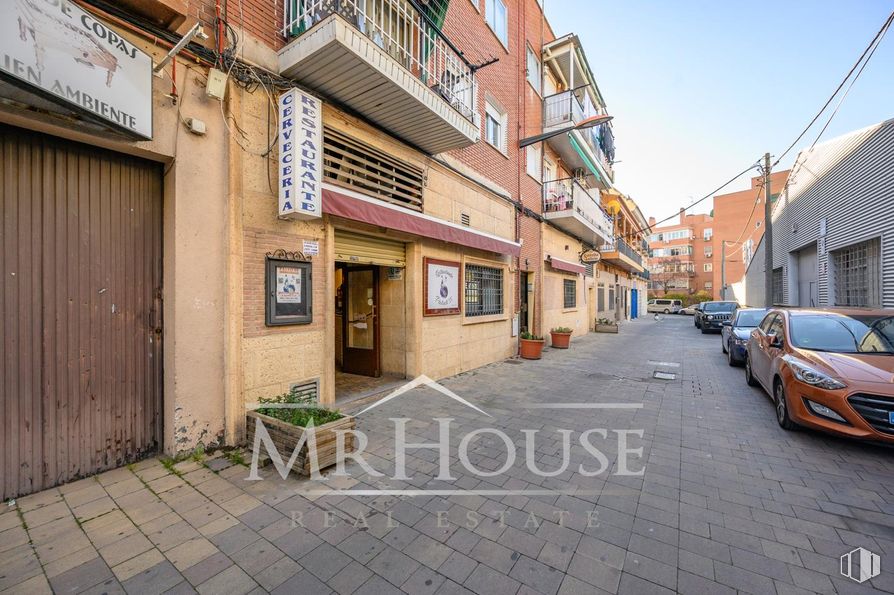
[{"xmin": 773, "ymin": 9, "xmax": 893, "ymax": 167}]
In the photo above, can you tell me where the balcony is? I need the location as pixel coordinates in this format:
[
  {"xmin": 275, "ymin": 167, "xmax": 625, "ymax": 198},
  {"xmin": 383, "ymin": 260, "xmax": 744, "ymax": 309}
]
[
  {"xmin": 279, "ymin": 0, "xmax": 479, "ymax": 155},
  {"xmin": 542, "ymin": 90, "xmax": 615, "ymax": 186},
  {"xmin": 542, "ymin": 180, "xmax": 614, "ymax": 246},
  {"xmin": 600, "ymin": 237, "xmax": 645, "ymax": 273}
]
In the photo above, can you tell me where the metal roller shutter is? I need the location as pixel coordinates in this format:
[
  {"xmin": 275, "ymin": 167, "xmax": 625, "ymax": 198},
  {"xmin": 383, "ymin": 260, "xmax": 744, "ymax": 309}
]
[
  {"xmin": 1, "ymin": 125, "xmax": 163, "ymax": 500},
  {"xmin": 334, "ymin": 230, "xmax": 406, "ymax": 267}
]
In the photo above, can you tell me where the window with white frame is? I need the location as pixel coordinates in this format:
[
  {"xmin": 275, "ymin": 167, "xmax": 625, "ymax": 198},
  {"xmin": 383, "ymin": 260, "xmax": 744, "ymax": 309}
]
[
  {"xmin": 705, "ymin": 281, "xmax": 713, "ymax": 290},
  {"xmin": 526, "ymin": 144, "xmax": 541, "ymax": 179},
  {"xmin": 703, "ymin": 228, "xmax": 713, "ymax": 241},
  {"xmin": 703, "ymin": 263, "xmax": 713, "ymax": 272},
  {"xmin": 486, "ymin": 0, "xmax": 508, "ymax": 47},
  {"xmin": 704, "ymin": 246, "xmax": 713, "ymax": 257},
  {"xmin": 526, "ymin": 44, "xmax": 541, "ymax": 94},
  {"xmin": 484, "ymin": 101, "xmax": 507, "ymax": 152}
]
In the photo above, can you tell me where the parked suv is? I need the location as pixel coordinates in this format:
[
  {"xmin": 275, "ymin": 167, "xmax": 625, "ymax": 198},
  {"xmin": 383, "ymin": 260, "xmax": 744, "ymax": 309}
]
[
  {"xmin": 695, "ymin": 301, "xmax": 739, "ymax": 333},
  {"xmin": 647, "ymin": 299, "xmax": 683, "ymax": 314},
  {"xmin": 745, "ymin": 308, "xmax": 894, "ymax": 443}
]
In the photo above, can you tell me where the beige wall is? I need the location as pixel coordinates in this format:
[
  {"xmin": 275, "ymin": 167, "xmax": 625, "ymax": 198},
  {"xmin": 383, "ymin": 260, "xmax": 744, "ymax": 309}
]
[
  {"xmin": 0, "ymin": 16, "xmax": 520, "ymax": 453},
  {"xmin": 541, "ymin": 225, "xmax": 588, "ymax": 340}
]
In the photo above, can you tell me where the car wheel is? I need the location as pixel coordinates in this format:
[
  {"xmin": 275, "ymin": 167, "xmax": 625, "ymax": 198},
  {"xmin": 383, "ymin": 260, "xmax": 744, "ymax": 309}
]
[
  {"xmin": 722, "ymin": 337, "xmax": 728, "ymax": 354},
  {"xmin": 700, "ymin": 326, "xmax": 708, "ymax": 334},
  {"xmin": 774, "ymin": 380, "xmax": 797, "ymax": 430},
  {"xmin": 745, "ymin": 357, "xmax": 759, "ymax": 387},
  {"xmin": 664, "ymin": 308, "xmax": 670, "ymax": 314}
]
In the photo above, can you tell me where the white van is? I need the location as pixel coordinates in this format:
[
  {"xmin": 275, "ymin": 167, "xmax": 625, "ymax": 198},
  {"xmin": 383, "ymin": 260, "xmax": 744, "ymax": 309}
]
[{"xmin": 647, "ymin": 299, "xmax": 683, "ymax": 314}]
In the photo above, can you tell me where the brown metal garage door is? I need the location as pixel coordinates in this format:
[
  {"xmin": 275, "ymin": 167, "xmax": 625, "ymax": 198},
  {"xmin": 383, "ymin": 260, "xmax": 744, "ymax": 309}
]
[{"xmin": 1, "ymin": 125, "xmax": 163, "ymax": 500}]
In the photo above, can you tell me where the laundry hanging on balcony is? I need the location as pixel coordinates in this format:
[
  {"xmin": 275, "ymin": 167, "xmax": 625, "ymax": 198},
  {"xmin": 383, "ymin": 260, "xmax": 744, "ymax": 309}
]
[{"xmin": 568, "ymin": 133, "xmax": 605, "ymax": 185}]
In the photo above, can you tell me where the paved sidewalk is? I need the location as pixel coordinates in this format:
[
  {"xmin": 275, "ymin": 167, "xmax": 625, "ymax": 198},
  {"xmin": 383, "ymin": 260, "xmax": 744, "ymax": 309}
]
[{"xmin": 2, "ymin": 315, "xmax": 892, "ymax": 594}]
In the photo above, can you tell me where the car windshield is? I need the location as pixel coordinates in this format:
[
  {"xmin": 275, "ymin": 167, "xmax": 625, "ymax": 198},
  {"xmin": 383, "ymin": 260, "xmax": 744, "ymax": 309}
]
[
  {"xmin": 789, "ymin": 314, "xmax": 894, "ymax": 354},
  {"xmin": 735, "ymin": 310, "xmax": 767, "ymax": 327},
  {"xmin": 704, "ymin": 302, "xmax": 737, "ymax": 313}
]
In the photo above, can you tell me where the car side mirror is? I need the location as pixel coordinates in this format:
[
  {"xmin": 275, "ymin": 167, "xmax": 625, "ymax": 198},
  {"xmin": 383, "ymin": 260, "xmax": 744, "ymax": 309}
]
[{"xmin": 768, "ymin": 333, "xmax": 783, "ymax": 348}]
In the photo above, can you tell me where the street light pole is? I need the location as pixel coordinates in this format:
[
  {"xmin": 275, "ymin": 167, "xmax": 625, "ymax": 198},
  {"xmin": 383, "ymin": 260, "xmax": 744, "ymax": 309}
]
[{"xmin": 763, "ymin": 153, "xmax": 773, "ymax": 307}]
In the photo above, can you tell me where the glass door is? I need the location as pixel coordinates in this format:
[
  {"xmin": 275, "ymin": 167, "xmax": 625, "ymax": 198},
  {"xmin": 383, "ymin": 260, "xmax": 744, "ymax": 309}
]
[{"xmin": 343, "ymin": 267, "xmax": 380, "ymax": 376}]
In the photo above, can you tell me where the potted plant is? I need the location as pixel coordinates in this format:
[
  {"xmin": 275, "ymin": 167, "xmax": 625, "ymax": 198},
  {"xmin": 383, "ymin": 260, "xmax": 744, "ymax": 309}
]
[
  {"xmin": 519, "ymin": 331, "xmax": 545, "ymax": 360},
  {"xmin": 550, "ymin": 327, "xmax": 573, "ymax": 349},
  {"xmin": 246, "ymin": 386, "xmax": 355, "ymax": 476},
  {"xmin": 595, "ymin": 317, "xmax": 619, "ymax": 333}
]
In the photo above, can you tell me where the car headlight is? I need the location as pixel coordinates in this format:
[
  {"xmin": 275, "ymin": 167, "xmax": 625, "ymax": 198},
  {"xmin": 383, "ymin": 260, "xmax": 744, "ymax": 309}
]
[
  {"xmin": 783, "ymin": 356, "xmax": 847, "ymax": 390},
  {"xmin": 734, "ymin": 336, "xmax": 748, "ymax": 345},
  {"xmin": 706, "ymin": 315, "xmax": 714, "ymax": 320}
]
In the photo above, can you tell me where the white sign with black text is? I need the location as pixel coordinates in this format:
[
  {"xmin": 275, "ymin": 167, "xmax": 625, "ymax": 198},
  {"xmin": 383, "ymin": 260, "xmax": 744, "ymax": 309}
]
[
  {"xmin": 279, "ymin": 88, "xmax": 322, "ymax": 220},
  {"xmin": 1, "ymin": 0, "xmax": 153, "ymax": 138}
]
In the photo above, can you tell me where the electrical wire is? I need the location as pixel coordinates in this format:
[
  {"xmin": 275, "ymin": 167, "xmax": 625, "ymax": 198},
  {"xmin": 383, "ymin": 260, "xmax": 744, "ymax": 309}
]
[
  {"xmin": 773, "ymin": 9, "xmax": 894, "ymax": 167},
  {"xmin": 622, "ymin": 162, "xmax": 760, "ymax": 241}
]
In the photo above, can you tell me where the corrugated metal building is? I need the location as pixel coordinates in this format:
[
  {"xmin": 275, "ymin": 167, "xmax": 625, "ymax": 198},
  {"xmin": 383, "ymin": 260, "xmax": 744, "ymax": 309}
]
[{"xmin": 742, "ymin": 118, "xmax": 894, "ymax": 308}]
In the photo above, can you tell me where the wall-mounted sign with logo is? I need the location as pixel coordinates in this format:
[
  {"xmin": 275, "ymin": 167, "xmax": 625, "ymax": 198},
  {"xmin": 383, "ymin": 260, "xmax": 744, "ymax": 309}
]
[
  {"xmin": 279, "ymin": 88, "xmax": 322, "ymax": 220},
  {"xmin": 580, "ymin": 249, "xmax": 602, "ymax": 264},
  {"xmin": 1, "ymin": 0, "xmax": 153, "ymax": 138},
  {"xmin": 424, "ymin": 257, "xmax": 460, "ymax": 316}
]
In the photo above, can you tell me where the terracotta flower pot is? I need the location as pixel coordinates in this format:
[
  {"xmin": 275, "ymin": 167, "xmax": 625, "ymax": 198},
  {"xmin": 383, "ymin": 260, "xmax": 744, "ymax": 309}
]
[
  {"xmin": 550, "ymin": 331, "xmax": 572, "ymax": 349},
  {"xmin": 519, "ymin": 338, "xmax": 545, "ymax": 360}
]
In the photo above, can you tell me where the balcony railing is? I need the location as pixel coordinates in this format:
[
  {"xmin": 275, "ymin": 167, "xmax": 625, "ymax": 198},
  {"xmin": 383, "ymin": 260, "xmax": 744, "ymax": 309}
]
[
  {"xmin": 601, "ymin": 237, "xmax": 644, "ymax": 267},
  {"xmin": 542, "ymin": 88, "xmax": 614, "ymax": 180},
  {"xmin": 543, "ymin": 179, "xmax": 614, "ymax": 242},
  {"xmin": 284, "ymin": 0, "xmax": 476, "ymax": 122}
]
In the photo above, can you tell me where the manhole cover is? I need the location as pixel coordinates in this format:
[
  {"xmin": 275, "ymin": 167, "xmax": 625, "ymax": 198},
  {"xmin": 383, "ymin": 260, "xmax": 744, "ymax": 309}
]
[{"xmin": 653, "ymin": 371, "xmax": 676, "ymax": 380}]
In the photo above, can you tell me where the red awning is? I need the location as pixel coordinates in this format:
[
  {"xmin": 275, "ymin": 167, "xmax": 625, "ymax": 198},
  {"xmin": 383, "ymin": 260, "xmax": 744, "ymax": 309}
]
[
  {"xmin": 547, "ymin": 256, "xmax": 585, "ymax": 275},
  {"xmin": 323, "ymin": 186, "xmax": 521, "ymax": 256}
]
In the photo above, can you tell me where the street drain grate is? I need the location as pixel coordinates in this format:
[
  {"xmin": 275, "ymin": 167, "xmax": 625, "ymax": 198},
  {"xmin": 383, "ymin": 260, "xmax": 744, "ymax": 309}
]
[{"xmin": 653, "ymin": 371, "xmax": 676, "ymax": 380}]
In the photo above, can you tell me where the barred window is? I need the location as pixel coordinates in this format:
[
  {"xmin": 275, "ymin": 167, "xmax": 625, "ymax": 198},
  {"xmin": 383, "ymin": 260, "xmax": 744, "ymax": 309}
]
[
  {"xmin": 465, "ymin": 265, "xmax": 503, "ymax": 317},
  {"xmin": 608, "ymin": 287, "xmax": 615, "ymax": 307},
  {"xmin": 772, "ymin": 268, "xmax": 783, "ymax": 305},
  {"xmin": 597, "ymin": 286, "xmax": 605, "ymax": 311},
  {"xmin": 833, "ymin": 238, "xmax": 881, "ymax": 307},
  {"xmin": 563, "ymin": 279, "xmax": 577, "ymax": 308}
]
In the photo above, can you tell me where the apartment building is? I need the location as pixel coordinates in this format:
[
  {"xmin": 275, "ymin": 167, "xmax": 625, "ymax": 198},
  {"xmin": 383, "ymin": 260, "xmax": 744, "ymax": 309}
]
[
  {"xmin": 0, "ymin": 0, "xmax": 649, "ymax": 498},
  {"xmin": 647, "ymin": 211, "xmax": 714, "ymax": 296},
  {"xmin": 711, "ymin": 170, "xmax": 788, "ymax": 300}
]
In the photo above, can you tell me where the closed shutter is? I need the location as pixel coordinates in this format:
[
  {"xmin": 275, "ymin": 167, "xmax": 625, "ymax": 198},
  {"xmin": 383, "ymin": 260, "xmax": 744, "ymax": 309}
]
[
  {"xmin": 1, "ymin": 125, "xmax": 162, "ymax": 500},
  {"xmin": 334, "ymin": 230, "xmax": 406, "ymax": 267}
]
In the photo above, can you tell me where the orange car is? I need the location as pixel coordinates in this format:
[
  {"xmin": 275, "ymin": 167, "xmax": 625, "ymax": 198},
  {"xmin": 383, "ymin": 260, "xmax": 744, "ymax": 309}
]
[{"xmin": 745, "ymin": 308, "xmax": 894, "ymax": 443}]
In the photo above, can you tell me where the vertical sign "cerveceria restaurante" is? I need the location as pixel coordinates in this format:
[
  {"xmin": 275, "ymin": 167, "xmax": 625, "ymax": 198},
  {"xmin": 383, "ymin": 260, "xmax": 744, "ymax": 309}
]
[
  {"xmin": 278, "ymin": 88, "xmax": 322, "ymax": 220},
  {"xmin": 0, "ymin": 0, "xmax": 153, "ymax": 139}
]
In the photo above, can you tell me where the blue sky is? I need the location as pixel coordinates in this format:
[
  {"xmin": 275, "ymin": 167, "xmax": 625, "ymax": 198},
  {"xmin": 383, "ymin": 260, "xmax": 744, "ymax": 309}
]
[{"xmin": 545, "ymin": 0, "xmax": 894, "ymax": 222}]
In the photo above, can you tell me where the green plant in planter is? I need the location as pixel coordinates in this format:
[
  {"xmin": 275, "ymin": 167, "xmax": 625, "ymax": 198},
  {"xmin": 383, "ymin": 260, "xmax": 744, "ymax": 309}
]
[
  {"xmin": 256, "ymin": 386, "xmax": 343, "ymax": 428},
  {"xmin": 597, "ymin": 318, "xmax": 616, "ymax": 326},
  {"xmin": 520, "ymin": 331, "xmax": 543, "ymax": 340},
  {"xmin": 551, "ymin": 326, "xmax": 573, "ymax": 333}
]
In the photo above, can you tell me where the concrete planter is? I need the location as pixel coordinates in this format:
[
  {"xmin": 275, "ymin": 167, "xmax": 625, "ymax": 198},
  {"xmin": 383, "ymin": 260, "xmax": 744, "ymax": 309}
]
[
  {"xmin": 596, "ymin": 323, "xmax": 619, "ymax": 334},
  {"xmin": 519, "ymin": 338, "xmax": 545, "ymax": 360},
  {"xmin": 246, "ymin": 410, "xmax": 355, "ymax": 476},
  {"xmin": 549, "ymin": 331, "xmax": 573, "ymax": 349}
]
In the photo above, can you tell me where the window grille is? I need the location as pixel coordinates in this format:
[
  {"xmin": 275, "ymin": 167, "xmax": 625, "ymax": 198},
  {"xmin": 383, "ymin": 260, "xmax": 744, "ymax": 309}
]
[
  {"xmin": 563, "ymin": 279, "xmax": 577, "ymax": 308},
  {"xmin": 597, "ymin": 286, "xmax": 605, "ymax": 311},
  {"xmin": 833, "ymin": 238, "xmax": 881, "ymax": 307},
  {"xmin": 608, "ymin": 287, "xmax": 615, "ymax": 307},
  {"xmin": 772, "ymin": 268, "xmax": 783, "ymax": 304},
  {"xmin": 465, "ymin": 265, "xmax": 503, "ymax": 316},
  {"xmin": 323, "ymin": 127, "xmax": 424, "ymax": 212}
]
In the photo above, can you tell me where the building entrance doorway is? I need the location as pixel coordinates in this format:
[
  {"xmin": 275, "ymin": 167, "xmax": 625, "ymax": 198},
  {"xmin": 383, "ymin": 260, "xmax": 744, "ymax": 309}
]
[{"xmin": 338, "ymin": 265, "xmax": 380, "ymax": 377}]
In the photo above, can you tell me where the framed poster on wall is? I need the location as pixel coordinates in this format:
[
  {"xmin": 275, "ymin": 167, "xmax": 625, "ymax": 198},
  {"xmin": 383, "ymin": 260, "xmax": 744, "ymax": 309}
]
[
  {"xmin": 266, "ymin": 255, "xmax": 313, "ymax": 326},
  {"xmin": 424, "ymin": 258, "xmax": 461, "ymax": 316}
]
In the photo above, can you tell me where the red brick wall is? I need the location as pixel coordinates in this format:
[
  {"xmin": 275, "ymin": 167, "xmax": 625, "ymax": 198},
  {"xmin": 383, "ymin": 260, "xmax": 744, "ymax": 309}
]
[{"xmin": 183, "ymin": 0, "xmax": 284, "ymax": 51}]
